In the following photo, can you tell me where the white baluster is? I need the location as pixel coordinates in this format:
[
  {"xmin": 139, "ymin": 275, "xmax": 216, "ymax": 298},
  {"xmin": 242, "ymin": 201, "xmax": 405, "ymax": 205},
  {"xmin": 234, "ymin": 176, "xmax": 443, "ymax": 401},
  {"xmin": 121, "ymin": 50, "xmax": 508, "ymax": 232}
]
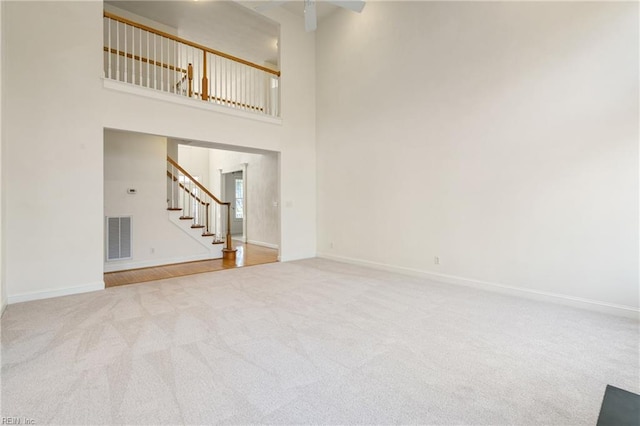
[
  {"xmin": 211, "ymin": 55, "xmax": 219, "ymax": 103},
  {"xmin": 236, "ymin": 62, "xmax": 240, "ymax": 108},
  {"xmin": 214, "ymin": 202, "xmax": 218, "ymax": 237},
  {"xmin": 265, "ymin": 75, "xmax": 269, "ymax": 116},
  {"xmin": 160, "ymin": 36, "xmax": 164, "ymax": 92},
  {"xmin": 188, "ymin": 180, "xmax": 193, "ymax": 218},
  {"xmin": 154, "ymin": 34, "xmax": 158, "ymax": 90},
  {"xmin": 131, "ymin": 25, "xmax": 135, "ymax": 84},
  {"xmin": 138, "ymin": 27, "xmax": 142, "ymax": 85},
  {"xmin": 234, "ymin": 60, "xmax": 237, "ymax": 107},
  {"xmin": 107, "ymin": 18, "xmax": 111, "ymax": 79},
  {"xmin": 209, "ymin": 54, "xmax": 212, "ymax": 102},
  {"xmin": 170, "ymin": 164, "xmax": 175, "ymax": 208},
  {"xmin": 228, "ymin": 60, "xmax": 232, "ymax": 106},
  {"xmin": 116, "ymin": 21, "xmax": 120, "ymax": 80},
  {"xmin": 250, "ymin": 68, "xmax": 254, "ymax": 110},
  {"xmin": 245, "ymin": 67, "xmax": 249, "ymax": 110},
  {"xmin": 181, "ymin": 174, "xmax": 187, "ymax": 216},
  {"xmin": 173, "ymin": 40, "xmax": 177, "ymax": 94},
  {"xmin": 146, "ymin": 31, "xmax": 150, "ymax": 88},
  {"xmin": 124, "ymin": 23, "xmax": 128, "ymax": 83}
]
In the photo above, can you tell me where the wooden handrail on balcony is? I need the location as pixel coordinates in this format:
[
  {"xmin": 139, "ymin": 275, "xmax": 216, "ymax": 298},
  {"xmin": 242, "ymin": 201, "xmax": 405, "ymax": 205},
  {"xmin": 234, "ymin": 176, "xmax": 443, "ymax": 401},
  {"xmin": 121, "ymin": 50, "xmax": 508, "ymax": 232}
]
[
  {"xmin": 103, "ymin": 47, "xmax": 188, "ymax": 74},
  {"xmin": 104, "ymin": 11, "xmax": 281, "ymax": 77}
]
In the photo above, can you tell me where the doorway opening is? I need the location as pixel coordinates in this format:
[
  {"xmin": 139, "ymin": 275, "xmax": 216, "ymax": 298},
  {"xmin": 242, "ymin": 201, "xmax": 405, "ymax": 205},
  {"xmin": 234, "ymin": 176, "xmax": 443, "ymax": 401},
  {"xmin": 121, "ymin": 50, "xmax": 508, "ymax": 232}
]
[
  {"xmin": 103, "ymin": 128, "xmax": 281, "ymax": 287},
  {"xmin": 222, "ymin": 169, "xmax": 246, "ymax": 241}
]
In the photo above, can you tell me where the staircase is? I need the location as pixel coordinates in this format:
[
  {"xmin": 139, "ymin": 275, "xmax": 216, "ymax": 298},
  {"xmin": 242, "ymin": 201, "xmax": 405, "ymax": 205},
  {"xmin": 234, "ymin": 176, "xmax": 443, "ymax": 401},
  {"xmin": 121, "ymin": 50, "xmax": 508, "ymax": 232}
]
[{"xmin": 166, "ymin": 156, "xmax": 237, "ymax": 260}]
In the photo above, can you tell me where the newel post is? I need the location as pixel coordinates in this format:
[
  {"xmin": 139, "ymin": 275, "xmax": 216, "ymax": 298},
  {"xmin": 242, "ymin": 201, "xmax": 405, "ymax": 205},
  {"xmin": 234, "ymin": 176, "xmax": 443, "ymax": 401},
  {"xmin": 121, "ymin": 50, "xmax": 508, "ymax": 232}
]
[
  {"xmin": 201, "ymin": 51, "xmax": 209, "ymax": 101},
  {"xmin": 222, "ymin": 202, "xmax": 237, "ymax": 260},
  {"xmin": 187, "ymin": 63, "xmax": 193, "ymax": 97}
]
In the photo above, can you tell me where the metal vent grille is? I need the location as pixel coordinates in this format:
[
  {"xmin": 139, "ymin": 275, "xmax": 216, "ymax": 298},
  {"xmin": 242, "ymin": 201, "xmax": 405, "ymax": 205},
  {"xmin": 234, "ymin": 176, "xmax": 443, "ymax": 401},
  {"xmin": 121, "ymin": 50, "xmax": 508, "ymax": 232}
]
[{"xmin": 106, "ymin": 216, "xmax": 132, "ymax": 261}]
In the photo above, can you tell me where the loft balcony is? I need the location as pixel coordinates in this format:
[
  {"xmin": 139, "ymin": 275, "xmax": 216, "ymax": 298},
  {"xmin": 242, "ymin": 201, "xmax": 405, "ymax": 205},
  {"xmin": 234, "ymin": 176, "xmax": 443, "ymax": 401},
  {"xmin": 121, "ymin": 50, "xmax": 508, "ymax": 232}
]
[{"xmin": 102, "ymin": 8, "xmax": 281, "ymax": 119}]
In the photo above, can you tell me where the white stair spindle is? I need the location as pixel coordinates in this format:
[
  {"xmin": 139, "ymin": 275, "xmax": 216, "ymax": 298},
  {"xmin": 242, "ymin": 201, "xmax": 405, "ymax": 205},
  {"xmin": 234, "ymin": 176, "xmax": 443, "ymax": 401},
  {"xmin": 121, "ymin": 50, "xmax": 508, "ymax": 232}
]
[
  {"xmin": 181, "ymin": 174, "xmax": 187, "ymax": 215},
  {"xmin": 214, "ymin": 202, "xmax": 218, "ymax": 238},
  {"xmin": 185, "ymin": 179, "xmax": 190, "ymax": 217},
  {"xmin": 170, "ymin": 164, "xmax": 175, "ymax": 208},
  {"xmin": 188, "ymin": 180, "xmax": 193, "ymax": 218}
]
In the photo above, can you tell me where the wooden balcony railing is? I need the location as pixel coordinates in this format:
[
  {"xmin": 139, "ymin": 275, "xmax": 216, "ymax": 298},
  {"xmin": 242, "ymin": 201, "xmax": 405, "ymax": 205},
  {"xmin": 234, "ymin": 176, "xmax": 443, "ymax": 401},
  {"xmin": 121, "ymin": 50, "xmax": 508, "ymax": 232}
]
[{"xmin": 104, "ymin": 11, "xmax": 280, "ymax": 117}]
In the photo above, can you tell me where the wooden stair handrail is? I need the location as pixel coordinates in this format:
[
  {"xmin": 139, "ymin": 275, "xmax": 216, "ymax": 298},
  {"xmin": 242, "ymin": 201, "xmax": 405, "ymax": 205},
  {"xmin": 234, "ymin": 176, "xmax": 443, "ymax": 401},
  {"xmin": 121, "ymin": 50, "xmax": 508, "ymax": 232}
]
[
  {"xmin": 167, "ymin": 171, "xmax": 209, "ymax": 206},
  {"xmin": 167, "ymin": 156, "xmax": 236, "ymax": 258},
  {"xmin": 167, "ymin": 156, "xmax": 229, "ymax": 207},
  {"xmin": 104, "ymin": 11, "xmax": 281, "ymax": 77}
]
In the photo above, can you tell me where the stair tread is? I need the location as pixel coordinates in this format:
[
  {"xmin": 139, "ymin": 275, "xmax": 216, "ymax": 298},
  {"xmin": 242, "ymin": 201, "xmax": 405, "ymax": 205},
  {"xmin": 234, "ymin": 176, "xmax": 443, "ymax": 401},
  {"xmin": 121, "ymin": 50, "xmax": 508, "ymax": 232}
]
[
  {"xmin": 167, "ymin": 208, "xmax": 182, "ymax": 211},
  {"xmin": 179, "ymin": 216, "xmax": 194, "ymax": 220},
  {"xmin": 191, "ymin": 225, "xmax": 205, "ymax": 229}
]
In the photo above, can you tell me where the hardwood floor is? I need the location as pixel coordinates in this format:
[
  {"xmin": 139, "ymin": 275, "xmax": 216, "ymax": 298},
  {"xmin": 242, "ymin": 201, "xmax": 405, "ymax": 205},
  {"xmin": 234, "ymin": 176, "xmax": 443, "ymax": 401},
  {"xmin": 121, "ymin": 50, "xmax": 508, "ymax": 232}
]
[{"xmin": 104, "ymin": 243, "xmax": 278, "ymax": 288}]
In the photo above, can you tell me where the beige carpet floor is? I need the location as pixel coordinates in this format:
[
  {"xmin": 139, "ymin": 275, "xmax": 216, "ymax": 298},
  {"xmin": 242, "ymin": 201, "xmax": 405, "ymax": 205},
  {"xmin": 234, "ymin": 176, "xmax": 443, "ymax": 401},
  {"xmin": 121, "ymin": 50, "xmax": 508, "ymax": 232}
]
[{"xmin": 1, "ymin": 258, "xmax": 638, "ymax": 425}]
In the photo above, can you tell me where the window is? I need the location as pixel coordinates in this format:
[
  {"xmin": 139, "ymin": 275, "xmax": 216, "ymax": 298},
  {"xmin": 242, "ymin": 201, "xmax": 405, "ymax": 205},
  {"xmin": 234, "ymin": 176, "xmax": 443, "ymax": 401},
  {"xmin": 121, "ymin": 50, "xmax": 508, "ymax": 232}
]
[{"xmin": 235, "ymin": 178, "xmax": 243, "ymax": 219}]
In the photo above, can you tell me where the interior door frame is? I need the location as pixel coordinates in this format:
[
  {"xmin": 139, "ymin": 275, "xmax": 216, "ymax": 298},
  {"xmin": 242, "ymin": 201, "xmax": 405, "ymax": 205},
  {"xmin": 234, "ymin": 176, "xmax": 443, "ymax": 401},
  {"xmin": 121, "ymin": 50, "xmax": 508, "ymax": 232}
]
[{"xmin": 220, "ymin": 163, "xmax": 247, "ymax": 243}]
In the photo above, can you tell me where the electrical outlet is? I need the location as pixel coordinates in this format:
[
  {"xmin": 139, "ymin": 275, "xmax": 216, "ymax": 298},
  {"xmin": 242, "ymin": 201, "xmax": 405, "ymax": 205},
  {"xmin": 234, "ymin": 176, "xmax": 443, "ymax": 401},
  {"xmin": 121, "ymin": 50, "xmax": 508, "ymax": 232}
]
[
  {"xmin": 434, "ymin": 256, "xmax": 440, "ymax": 265},
  {"xmin": 150, "ymin": 247, "xmax": 155, "ymax": 254},
  {"xmin": 330, "ymin": 242, "xmax": 334, "ymax": 249}
]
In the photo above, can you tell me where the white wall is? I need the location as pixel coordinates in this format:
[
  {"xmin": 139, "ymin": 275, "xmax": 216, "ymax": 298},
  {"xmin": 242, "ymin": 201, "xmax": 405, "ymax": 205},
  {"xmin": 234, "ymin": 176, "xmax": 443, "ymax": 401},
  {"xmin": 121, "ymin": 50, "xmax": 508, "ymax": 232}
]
[
  {"xmin": 4, "ymin": 1, "xmax": 104, "ymax": 302},
  {"xmin": 0, "ymin": 0, "xmax": 6, "ymax": 314},
  {"xmin": 316, "ymin": 2, "xmax": 639, "ymax": 312},
  {"xmin": 177, "ymin": 145, "xmax": 211, "ymax": 189},
  {"xmin": 104, "ymin": 130, "xmax": 209, "ymax": 271},
  {"xmin": 102, "ymin": 5, "xmax": 315, "ymax": 261},
  {"xmin": 103, "ymin": 3, "xmax": 179, "ymax": 37},
  {"xmin": 2, "ymin": 1, "xmax": 314, "ymax": 302}
]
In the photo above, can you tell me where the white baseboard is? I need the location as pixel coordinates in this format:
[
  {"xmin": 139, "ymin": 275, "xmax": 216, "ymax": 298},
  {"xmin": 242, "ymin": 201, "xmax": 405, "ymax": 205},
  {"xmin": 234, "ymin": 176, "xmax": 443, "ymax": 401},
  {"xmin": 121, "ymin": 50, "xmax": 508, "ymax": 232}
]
[
  {"xmin": 1, "ymin": 298, "xmax": 7, "ymax": 317},
  {"xmin": 247, "ymin": 239, "xmax": 279, "ymax": 249},
  {"xmin": 104, "ymin": 252, "xmax": 221, "ymax": 273},
  {"xmin": 8, "ymin": 281, "xmax": 105, "ymax": 305},
  {"xmin": 317, "ymin": 252, "xmax": 639, "ymax": 320}
]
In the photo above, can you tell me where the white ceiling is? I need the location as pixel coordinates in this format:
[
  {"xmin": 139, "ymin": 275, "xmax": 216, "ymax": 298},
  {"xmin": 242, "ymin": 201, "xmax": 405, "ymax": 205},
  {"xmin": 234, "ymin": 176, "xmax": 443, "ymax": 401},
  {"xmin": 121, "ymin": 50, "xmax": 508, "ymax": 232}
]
[
  {"xmin": 105, "ymin": 1, "xmax": 281, "ymax": 66},
  {"xmin": 281, "ymin": 2, "xmax": 341, "ymax": 20}
]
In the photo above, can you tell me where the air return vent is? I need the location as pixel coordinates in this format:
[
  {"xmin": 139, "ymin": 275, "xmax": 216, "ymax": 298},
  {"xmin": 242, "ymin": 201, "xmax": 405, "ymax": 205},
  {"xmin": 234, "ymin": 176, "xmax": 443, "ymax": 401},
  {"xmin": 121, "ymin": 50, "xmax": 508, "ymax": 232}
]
[{"xmin": 106, "ymin": 216, "xmax": 132, "ymax": 261}]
